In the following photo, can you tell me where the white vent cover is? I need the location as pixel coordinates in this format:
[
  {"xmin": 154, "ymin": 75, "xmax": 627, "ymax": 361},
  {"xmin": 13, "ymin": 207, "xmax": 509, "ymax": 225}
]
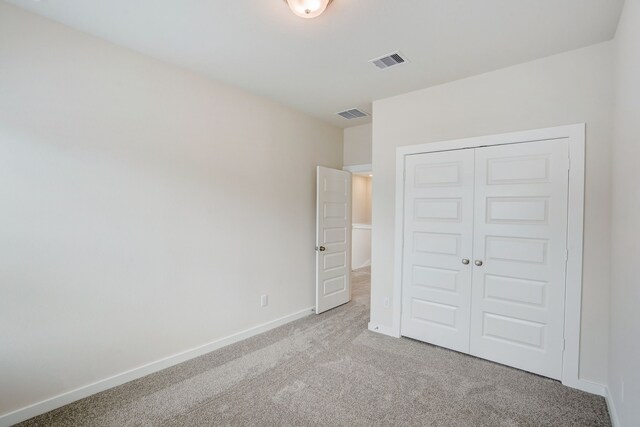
[
  {"xmin": 337, "ymin": 108, "xmax": 369, "ymax": 120},
  {"xmin": 370, "ymin": 51, "xmax": 407, "ymax": 70}
]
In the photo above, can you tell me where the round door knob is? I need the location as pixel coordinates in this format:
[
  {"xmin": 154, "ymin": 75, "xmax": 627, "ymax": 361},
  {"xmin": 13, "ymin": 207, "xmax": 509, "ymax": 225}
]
[
  {"xmin": 318, "ymin": 246, "xmax": 326, "ymax": 252},
  {"xmin": 474, "ymin": 260, "xmax": 483, "ymax": 266},
  {"xmin": 461, "ymin": 258, "xmax": 470, "ymax": 265}
]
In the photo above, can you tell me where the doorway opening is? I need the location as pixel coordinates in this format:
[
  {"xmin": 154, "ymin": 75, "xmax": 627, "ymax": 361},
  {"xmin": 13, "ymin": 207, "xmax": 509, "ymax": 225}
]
[{"xmin": 349, "ymin": 169, "xmax": 372, "ymax": 272}]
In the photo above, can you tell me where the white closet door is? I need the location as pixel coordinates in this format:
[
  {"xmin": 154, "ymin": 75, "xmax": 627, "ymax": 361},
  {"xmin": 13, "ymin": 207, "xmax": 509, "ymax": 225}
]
[
  {"xmin": 470, "ymin": 139, "xmax": 569, "ymax": 379},
  {"xmin": 401, "ymin": 149, "xmax": 475, "ymax": 353}
]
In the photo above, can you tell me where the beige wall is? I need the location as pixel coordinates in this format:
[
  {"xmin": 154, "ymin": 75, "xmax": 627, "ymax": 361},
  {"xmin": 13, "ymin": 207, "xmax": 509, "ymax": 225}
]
[
  {"xmin": 343, "ymin": 123, "xmax": 372, "ymax": 166},
  {"xmin": 0, "ymin": 3, "xmax": 342, "ymax": 417},
  {"xmin": 609, "ymin": 1, "xmax": 640, "ymax": 424},
  {"xmin": 370, "ymin": 42, "xmax": 613, "ymax": 385}
]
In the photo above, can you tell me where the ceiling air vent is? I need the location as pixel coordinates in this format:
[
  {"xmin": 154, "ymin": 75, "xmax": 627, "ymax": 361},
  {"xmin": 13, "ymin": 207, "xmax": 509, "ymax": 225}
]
[
  {"xmin": 337, "ymin": 108, "xmax": 369, "ymax": 120},
  {"xmin": 370, "ymin": 51, "xmax": 407, "ymax": 70}
]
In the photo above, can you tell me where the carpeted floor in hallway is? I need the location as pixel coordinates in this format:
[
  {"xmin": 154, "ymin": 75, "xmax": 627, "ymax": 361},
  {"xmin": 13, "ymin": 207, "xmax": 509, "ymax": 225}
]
[{"xmin": 18, "ymin": 267, "xmax": 610, "ymax": 426}]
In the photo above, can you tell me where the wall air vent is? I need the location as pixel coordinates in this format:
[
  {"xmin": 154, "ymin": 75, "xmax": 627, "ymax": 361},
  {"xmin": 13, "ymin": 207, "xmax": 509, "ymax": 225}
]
[
  {"xmin": 370, "ymin": 51, "xmax": 407, "ymax": 70},
  {"xmin": 337, "ymin": 108, "xmax": 369, "ymax": 120}
]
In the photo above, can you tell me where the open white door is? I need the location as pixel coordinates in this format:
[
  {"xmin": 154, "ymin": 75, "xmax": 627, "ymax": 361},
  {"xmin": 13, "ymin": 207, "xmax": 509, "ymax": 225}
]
[{"xmin": 316, "ymin": 166, "xmax": 352, "ymax": 314}]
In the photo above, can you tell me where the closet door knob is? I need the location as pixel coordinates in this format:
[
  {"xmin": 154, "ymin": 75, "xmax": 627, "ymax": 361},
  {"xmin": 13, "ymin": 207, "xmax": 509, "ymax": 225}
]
[
  {"xmin": 461, "ymin": 258, "xmax": 470, "ymax": 265},
  {"xmin": 474, "ymin": 260, "xmax": 483, "ymax": 266}
]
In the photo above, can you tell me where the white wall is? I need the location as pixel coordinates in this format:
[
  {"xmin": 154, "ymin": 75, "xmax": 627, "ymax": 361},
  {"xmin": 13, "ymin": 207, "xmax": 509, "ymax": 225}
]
[
  {"xmin": 351, "ymin": 175, "xmax": 372, "ymax": 269},
  {"xmin": 351, "ymin": 226, "xmax": 371, "ymax": 270},
  {"xmin": 371, "ymin": 42, "xmax": 613, "ymax": 385},
  {"xmin": 343, "ymin": 123, "xmax": 372, "ymax": 166},
  {"xmin": 609, "ymin": 1, "xmax": 640, "ymax": 424},
  {"xmin": 0, "ymin": 3, "xmax": 342, "ymax": 417}
]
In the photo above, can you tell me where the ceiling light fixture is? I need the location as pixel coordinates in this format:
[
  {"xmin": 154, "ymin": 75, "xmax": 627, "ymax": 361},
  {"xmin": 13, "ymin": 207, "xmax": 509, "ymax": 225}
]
[{"xmin": 285, "ymin": 0, "xmax": 333, "ymax": 19}]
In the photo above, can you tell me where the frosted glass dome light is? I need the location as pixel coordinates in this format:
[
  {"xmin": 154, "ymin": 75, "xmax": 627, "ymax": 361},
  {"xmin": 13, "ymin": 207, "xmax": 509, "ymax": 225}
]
[{"xmin": 285, "ymin": 0, "xmax": 332, "ymax": 19}]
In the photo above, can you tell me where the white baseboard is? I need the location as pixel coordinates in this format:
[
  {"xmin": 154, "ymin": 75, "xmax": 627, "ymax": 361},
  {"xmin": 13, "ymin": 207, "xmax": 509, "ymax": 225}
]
[
  {"xmin": 367, "ymin": 322, "xmax": 400, "ymax": 338},
  {"xmin": 605, "ymin": 386, "xmax": 621, "ymax": 427},
  {"xmin": 352, "ymin": 260, "xmax": 371, "ymax": 270},
  {"xmin": 0, "ymin": 307, "xmax": 314, "ymax": 427},
  {"xmin": 568, "ymin": 378, "xmax": 606, "ymax": 396}
]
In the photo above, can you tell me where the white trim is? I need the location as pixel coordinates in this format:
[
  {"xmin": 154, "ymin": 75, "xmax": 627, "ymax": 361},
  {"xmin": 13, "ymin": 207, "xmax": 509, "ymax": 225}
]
[
  {"xmin": 0, "ymin": 307, "xmax": 314, "ymax": 427},
  {"xmin": 389, "ymin": 123, "xmax": 587, "ymax": 391},
  {"xmin": 352, "ymin": 223, "xmax": 372, "ymax": 230},
  {"xmin": 368, "ymin": 322, "xmax": 401, "ymax": 337},
  {"xmin": 605, "ymin": 386, "xmax": 621, "ymax": 427},
  {"xmin": 573, "ymin": 379, "xmax": 606, "ymax": 396},
  {"xmin": 352, "ymin": 261, "xmax": 371, "ymax": 270},
  {"xmin": 343, "ymin": 164, "xmax": 372, "ymax": 174},
  {"xmin": 561, "ymin": 124, "xmax": 586, "ymax": 392},
  {"xmin": 394, "ymin": 124, "xmax": 582, "ymax": 157},
  {"xmin": 392, "ymin": 147, "xmax": 406, "ymax": 338}
]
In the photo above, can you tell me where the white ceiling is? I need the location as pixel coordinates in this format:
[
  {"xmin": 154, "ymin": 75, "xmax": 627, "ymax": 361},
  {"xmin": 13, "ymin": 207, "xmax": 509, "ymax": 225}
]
[{"xmin": 7, "ymin": 0, "xmax": 624, "ymax": 128}]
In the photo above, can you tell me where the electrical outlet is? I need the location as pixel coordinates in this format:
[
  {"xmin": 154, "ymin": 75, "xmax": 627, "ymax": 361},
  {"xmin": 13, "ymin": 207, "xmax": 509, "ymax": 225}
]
[
  {"xmin": 383, "ymin": 297, "xmax": 390, "ymax": 308},
  {"xmin": 261, "ymin": 295, "xmax": 268, "ymax": 307}
]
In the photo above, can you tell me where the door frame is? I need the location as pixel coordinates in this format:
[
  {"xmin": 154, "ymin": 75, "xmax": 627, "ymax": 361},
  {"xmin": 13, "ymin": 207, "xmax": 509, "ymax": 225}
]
[
  {"xmin": 343, "ymin": 163, "xmax": 372, "ymax": 174},
  {"xmin": 392, "ymin": 123, "xmax": 591, "ymax": 393}
]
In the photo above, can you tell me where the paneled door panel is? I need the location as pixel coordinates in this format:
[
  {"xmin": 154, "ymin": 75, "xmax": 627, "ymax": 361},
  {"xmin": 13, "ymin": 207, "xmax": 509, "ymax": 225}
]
[
  {"xmin": 316, "ymin": 166, "xmax": 352, "ymax": 314},
  {"xmin": 401, "ymin": 150, "xmax": 475, "ymax": 353},
  {"xmin": 470, "ymin": 140, "xmax": 569, "ymax": 379}
]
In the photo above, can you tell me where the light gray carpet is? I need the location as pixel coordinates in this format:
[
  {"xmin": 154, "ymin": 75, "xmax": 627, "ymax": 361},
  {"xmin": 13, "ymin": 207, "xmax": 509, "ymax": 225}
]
[{"xmin": 18, "ymin": 267, "xmax": 610, "ymax": 426}]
